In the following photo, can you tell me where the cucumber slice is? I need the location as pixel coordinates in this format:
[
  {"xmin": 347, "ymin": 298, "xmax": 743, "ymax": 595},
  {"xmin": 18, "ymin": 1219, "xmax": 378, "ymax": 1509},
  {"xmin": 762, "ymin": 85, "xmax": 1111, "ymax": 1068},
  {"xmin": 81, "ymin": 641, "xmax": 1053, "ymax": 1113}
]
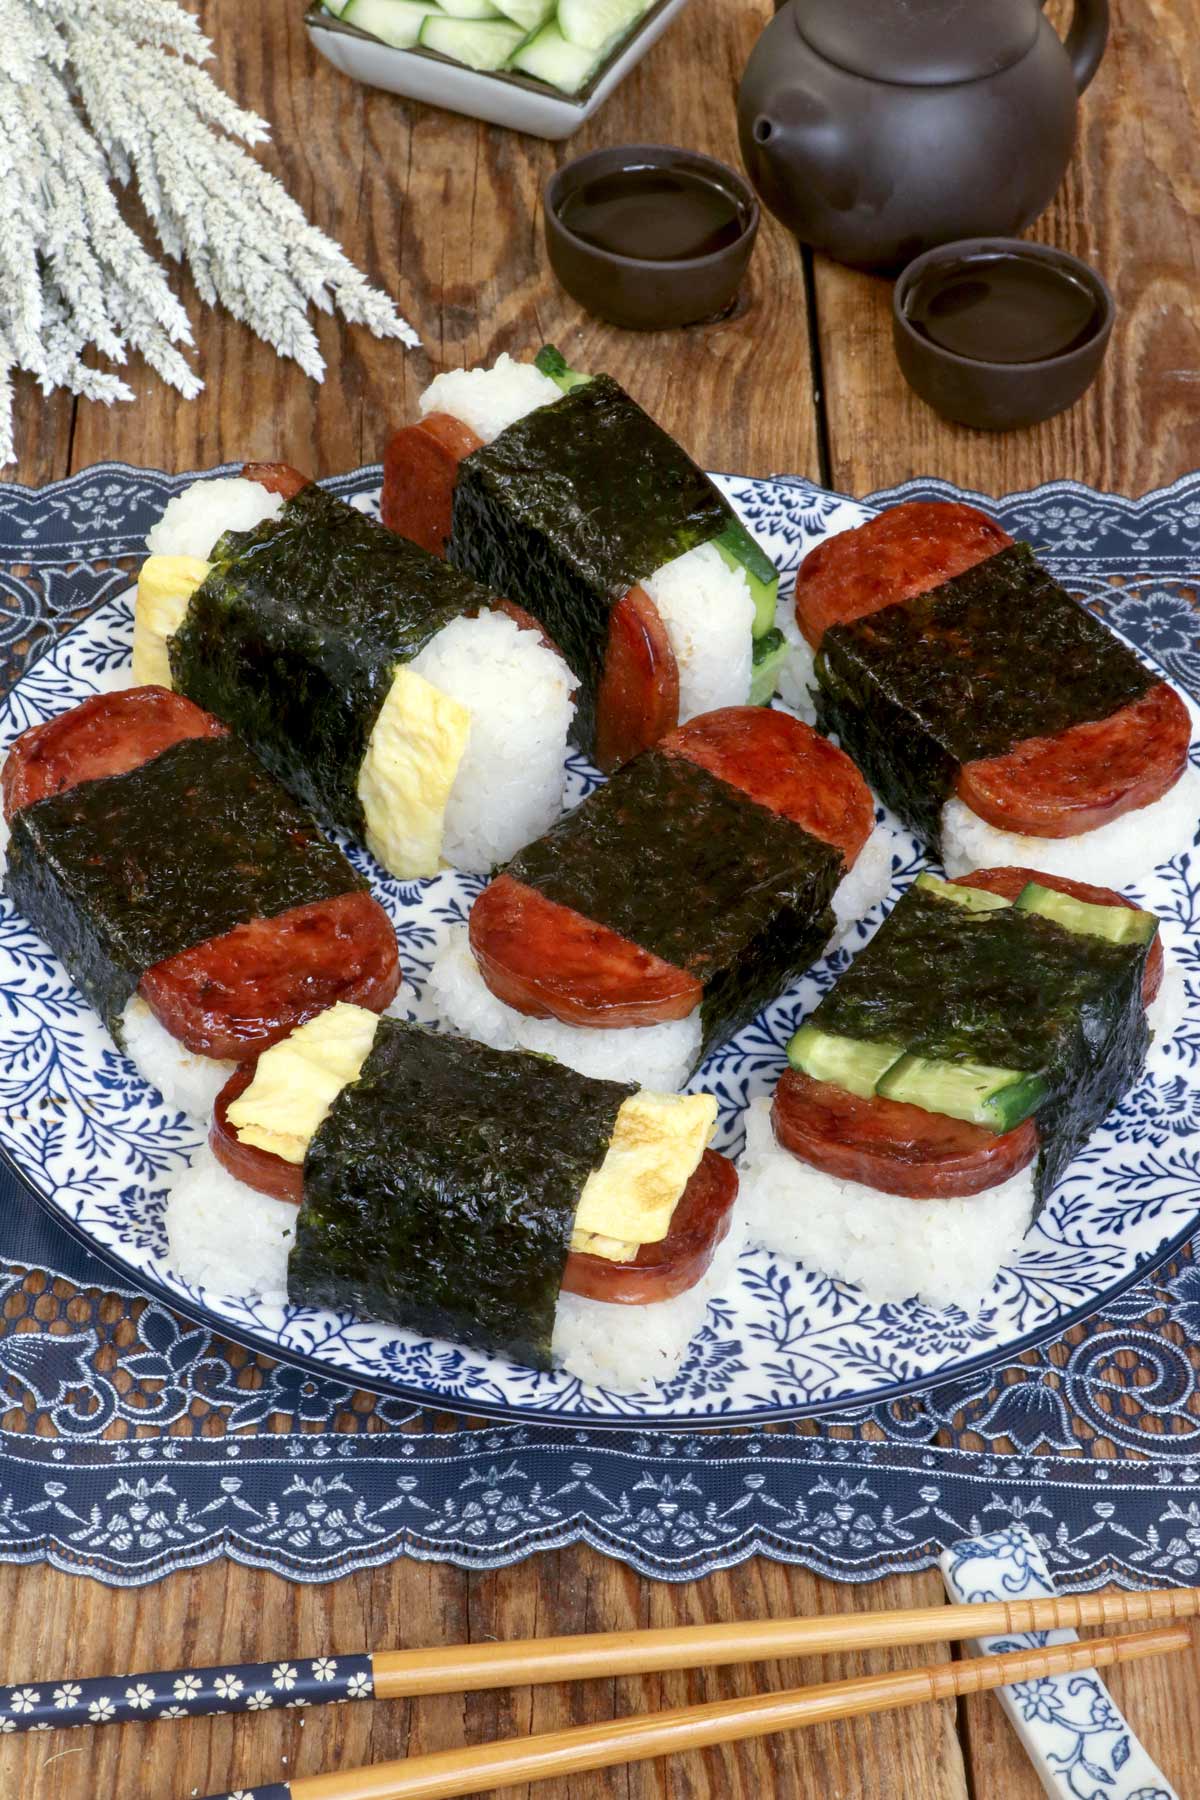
[
  {"xmin": 557, "ymin": 0, "xmax": 646, "ymax": 50},
  {"xmin": 914, "ymin": 872, "xmax": 1012, "ymax": 914},
  {"xmin": 876, "ymin": 1053, "xmax": 1046, "ymax": 1133},
  {"xmin": 342, "ymin": 0, "xmax": 434, "ymax": 43},
  {"xmin": 712, "ymin": 520, "xmax": 779, "ymax": 640},
  {"xmin": 438, "ymin": 0, "xmax": 502, "ymax": 15},
  {"xmin": 750, "ymin": 628, "xmax": 787, "ymax": 706},
  {"xmin": 1013, "ymin": 881, "xmax": 1158, "ymax": 947},
  {"xmin": 491, "ymin": 0, "xmax": 553, "ymax": 24},
  {"xmin": 788, "ymin": 1024, "xmax": 905, "ymax": 1099},
  {"xmin": 534, "ymin": 344, "xmax": 593, "ymax": 393},
  {"xmin": 510, "ymin": 20, "xmax": 613, "ymax": 92},
  {"xmin": 420, "ymin": 14, "xmax": 524, "ymax": 64},
  {"xmin": 321, "ymin": 0, "xmax": 353, "ymax": 16}
]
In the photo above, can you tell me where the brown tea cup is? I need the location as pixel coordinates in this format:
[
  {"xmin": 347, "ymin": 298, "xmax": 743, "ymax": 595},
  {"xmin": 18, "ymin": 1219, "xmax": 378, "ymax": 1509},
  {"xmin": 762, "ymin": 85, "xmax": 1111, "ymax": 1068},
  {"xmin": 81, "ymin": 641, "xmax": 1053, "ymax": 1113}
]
[
  {"xmin": 544, "ymin": 144, "xmax": 759, "ymax": 331},
  {"xmin": 893, "ymin": 238, "xmax": 1114, "ymax": 430}
]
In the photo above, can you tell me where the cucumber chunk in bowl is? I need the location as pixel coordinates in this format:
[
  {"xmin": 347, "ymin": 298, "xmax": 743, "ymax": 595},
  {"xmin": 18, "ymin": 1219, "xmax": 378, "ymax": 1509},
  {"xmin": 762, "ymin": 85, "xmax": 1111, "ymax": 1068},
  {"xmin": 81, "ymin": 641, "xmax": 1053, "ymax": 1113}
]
[
  {"xmin": 341, "ymin": 0, "xmax": 438, "ymax": 48},
  {"xmin": 557, "ymin": 0, "xmax": 649, "ymax": 51},
  {"xmin": 491, "ymin": 0, "xmax": 555, "ymax": 26},
  {"xmin": 419, "ymin": 15, "xmax": 525, "ymax": 66}
]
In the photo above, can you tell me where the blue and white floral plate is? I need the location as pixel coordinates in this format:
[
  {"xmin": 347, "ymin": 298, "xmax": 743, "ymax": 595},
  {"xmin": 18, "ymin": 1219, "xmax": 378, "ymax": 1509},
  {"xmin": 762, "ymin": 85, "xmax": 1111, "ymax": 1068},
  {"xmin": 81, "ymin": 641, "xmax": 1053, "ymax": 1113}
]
[{"xmin": 0, "ymin": 471, "xmax": 1197, "ymax": 1429}]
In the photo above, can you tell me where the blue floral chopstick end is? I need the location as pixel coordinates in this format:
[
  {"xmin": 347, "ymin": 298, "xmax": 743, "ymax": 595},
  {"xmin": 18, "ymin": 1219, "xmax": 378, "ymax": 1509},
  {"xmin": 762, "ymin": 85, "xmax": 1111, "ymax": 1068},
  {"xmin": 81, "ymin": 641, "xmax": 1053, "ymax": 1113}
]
[
  {"xmin": 0, "ymin": 1654, "xmax": 373, "ymax": 1735},
  {"xmin": 212, "ymin": 1789, "xmax": 291, "ymax": 1800},
  {"xmin": 940, "ymin": 1525, "xmax": 1179, "ymax": 1799}
]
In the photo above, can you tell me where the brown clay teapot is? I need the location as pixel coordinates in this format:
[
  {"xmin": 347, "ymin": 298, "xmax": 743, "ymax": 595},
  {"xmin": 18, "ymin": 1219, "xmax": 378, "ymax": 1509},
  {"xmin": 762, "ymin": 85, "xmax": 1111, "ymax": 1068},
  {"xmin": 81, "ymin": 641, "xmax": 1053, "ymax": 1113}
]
[{"xmin": 737, "ymin": 0, "xmax": 1108, "ymax": 272}]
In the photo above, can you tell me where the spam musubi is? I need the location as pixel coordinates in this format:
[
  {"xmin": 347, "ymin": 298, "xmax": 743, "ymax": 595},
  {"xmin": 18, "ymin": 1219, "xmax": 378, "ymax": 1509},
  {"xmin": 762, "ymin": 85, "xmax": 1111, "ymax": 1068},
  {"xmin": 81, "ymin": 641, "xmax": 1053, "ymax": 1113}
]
[
  {"xmin": 382, "ymin": 350, "xmax": 784, "ymax": 769},
  {"xmin": 431, "ymin": 706, "xmax": 894, "ymax": 1089},
  {"xmin": 136, "ymin": 462, "xmax": 575, "ymax": 879},
  {"xmin": 782, "ymin": 500, "xmax": 1197, "ymax": 886},
  {"xmin": 166, "ymin": 1005, "xmax": 741, "ymax": 1391},
  {"xmin": 1, "ymin": 688, "xmax": 400, "ymax": 1118},
  {"xmin": 740, "ymin": 867, "xmax": 1168, "ymax": 1308}
]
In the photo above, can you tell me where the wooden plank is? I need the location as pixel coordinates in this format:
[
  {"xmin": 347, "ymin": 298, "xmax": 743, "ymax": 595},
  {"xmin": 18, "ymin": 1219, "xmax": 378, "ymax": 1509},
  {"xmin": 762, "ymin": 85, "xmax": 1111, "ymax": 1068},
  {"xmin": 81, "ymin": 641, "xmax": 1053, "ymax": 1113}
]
[
  {"xmin": 812, "ymin": 0, "xmax": 1200, "ymax": 498},
  {"xmin": 6, "ymin": 388, "xmax": 73, "ymax": 492},
  {"xmin": 58, "ymin": 0, "xmax": 817, "ymax": 484},
  {"xmin": 0, "ymin": 1552, "xmax": 967, "ymax": 1799}
]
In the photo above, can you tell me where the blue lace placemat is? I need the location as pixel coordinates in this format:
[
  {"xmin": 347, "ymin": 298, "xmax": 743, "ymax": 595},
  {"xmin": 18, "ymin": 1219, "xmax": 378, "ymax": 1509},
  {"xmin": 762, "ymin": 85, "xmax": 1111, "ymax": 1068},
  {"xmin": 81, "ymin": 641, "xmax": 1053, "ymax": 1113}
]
[{"xmin": 0, "ymin": 462, "xmax": 1197, "ymax": 1591}]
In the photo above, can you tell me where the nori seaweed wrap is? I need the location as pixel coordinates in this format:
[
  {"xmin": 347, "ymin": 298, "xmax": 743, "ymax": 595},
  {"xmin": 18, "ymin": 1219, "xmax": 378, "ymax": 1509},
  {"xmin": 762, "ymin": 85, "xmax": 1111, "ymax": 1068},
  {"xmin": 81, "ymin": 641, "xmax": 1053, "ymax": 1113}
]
[
  {"xmin": 169, "ymin": 483, "xmax": 501, "ymax": 837},
  {"xmin": 289, "ymin": 1020, "xmax": 634, "ymax": 1368},
  {"xmin": 503, "ymin": 747, "xmax": 843, "ymax": 1062},
  {"xmin": 809, "ymin": 881, "xmax": 1152, "ymax": 1204},
  {"xmin": 450, "ymin": 374, "xmax": 744, "ymax": 751},
  {"xmin": 4, "ymin": 735, "xmax": 361, "ymax": 1044},
  {"xmin": 814, "ymin": 544, "xmax": 1154, "ymax": 848}
]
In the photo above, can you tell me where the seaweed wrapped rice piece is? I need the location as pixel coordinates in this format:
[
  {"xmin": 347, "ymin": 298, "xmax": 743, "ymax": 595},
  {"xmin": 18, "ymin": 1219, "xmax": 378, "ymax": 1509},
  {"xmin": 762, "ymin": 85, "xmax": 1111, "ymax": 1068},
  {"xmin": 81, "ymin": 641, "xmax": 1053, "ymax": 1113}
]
[
  {"xmin": 2, "ymin": 687, "xmax": 400, "ymax": 1119},
  {"xmin": 788, "ymin": 501, "xmax": 1196, "ymax": 889},
  {"xmin": 166, "ymin": 1010, "xmax": 742, "ymax": 1390},
  {"xmin": 432, "ymin": 706, "xmax": 893, "ymax": 1090},
  {"xmin": 382, "ymin": 350, "xmax": 783, "ymax": 768},
  {"xmin": 740, "ymin": 867, "xmax": 1163, "ymax": 1311},
  {"xmin": 136, "ymin": 469, "xmax": 576, "ymax": 879}
]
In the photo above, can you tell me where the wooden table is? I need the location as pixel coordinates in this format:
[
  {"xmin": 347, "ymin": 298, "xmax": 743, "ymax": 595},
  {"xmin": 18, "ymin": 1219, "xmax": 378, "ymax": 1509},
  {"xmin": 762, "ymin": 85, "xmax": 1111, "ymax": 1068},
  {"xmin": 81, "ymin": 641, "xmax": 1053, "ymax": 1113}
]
[{"xmin": 4, "ymin": 1, "xmax": 1200, "ymax": 1793}]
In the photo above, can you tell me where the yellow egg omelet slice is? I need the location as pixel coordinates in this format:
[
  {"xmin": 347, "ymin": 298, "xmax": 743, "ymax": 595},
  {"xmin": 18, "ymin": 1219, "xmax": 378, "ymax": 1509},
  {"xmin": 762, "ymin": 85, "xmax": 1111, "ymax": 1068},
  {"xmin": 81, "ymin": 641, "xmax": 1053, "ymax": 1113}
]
[
  {"xmin": 570, "ymin": 1091, "xmax": 718, "ymax": 1263},
  {"xmin": 227, "ymin": 1003, "xmax": 382, "ymax": 1165},
  {"xmin": 357, "ymin": 665, "xmax": 471, "ymax": 880},
  {"xmin": 133, "ymin": 555, "xmax": 211, "ymax": 688}
]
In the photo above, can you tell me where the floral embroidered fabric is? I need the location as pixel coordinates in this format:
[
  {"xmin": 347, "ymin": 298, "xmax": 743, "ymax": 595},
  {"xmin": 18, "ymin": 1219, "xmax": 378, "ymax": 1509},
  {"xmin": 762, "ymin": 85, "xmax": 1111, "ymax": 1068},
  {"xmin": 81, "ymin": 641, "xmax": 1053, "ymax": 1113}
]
[{"xmin": 0, "ymin": 463, "xmax": 1197, "ymax": 1587}]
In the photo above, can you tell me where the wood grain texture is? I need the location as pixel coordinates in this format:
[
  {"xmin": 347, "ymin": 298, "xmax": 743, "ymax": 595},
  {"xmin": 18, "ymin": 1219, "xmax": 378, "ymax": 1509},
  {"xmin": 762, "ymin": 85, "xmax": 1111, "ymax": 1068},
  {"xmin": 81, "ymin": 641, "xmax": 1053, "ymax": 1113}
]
[
  {"xmin": 61, "ymin": 0, "xmax": 818, "ymax": 485},
  {"xmin": 0, "ymin": 1553, "xmax": 967, "ymax": 1800},
  {"xmin": 3, "ymin": 0, "xmax": 1200, "ymax": 1796},
  {"xmin": 814, "ymin": 0, "xmax": 1200, "ymax": 498}
]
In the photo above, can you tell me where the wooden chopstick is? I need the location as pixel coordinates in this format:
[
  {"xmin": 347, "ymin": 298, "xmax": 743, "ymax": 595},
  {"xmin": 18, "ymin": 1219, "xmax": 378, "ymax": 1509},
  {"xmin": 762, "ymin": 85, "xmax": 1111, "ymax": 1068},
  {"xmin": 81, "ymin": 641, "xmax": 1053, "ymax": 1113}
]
[
  {"xmin": 369, "ymin": 1580, "xmax": 1200, "ymax": 1697},
  {"xmin": 209, "ymin": 1626, "xmax": 1192, "ymax": 1800},
  {"xmin": 5, "ymin": 1582, "xmax": 1198, "ymax": 1736}
]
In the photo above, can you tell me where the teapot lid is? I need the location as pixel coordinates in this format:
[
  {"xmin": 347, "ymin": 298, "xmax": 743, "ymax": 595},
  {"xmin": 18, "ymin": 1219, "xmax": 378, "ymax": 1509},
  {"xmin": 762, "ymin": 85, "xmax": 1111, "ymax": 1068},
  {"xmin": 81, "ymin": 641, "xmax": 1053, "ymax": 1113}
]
[{"xmin": 793, "ymin": 0, "xmax": 1041, "ymax": 87}]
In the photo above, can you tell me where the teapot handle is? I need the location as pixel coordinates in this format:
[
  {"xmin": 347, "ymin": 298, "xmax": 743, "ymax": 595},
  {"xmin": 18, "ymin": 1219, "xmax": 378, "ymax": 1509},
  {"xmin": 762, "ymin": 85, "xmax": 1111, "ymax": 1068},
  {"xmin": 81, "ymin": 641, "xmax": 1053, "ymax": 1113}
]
[{"xmin": 1039, "ymin": 0, "xmax": 1109, "ymax": 93}]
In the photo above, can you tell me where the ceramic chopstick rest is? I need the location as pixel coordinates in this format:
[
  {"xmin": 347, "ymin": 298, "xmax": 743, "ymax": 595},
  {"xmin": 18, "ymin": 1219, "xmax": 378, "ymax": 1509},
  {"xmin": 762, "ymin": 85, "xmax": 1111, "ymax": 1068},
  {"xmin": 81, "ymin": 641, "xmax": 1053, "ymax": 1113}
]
[{"xmin": 940, "ymin": 1525, "xmax": 1179, "ymax": 1800}]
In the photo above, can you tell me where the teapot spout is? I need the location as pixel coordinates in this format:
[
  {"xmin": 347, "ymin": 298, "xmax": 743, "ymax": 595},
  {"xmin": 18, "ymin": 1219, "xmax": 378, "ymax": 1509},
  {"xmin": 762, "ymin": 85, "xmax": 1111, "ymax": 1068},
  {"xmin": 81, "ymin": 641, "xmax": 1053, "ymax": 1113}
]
[{"xmin": 741, "ymin": 87, "xmax": 863, "ymax": 220}]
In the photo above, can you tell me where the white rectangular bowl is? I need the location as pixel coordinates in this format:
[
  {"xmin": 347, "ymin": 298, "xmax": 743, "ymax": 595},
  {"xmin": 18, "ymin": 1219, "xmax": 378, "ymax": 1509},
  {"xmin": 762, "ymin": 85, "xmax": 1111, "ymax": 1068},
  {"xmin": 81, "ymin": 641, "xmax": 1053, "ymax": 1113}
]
[{"xmin": 305, "ymin": 0, "xmax": 693, "ymax": 140}]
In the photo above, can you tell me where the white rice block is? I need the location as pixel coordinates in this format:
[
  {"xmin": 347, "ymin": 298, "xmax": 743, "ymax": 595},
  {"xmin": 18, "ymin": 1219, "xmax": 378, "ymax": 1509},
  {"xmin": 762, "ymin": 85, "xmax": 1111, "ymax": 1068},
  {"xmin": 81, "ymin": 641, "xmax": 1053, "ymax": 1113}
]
[
  {"xmin": 165, "ymin": 1143, "xmax": 294, "ymax": 1301},
  {"xmin": 776, "ymin": 605, "xmax": 819, "ymax": 725},
  {"xmin": 941, "ymin": 760, "xmax": 1200, "ymax": 890},
  {"xmin": 419, "ymin": 353, "xmax": 562, "ymax": 444},
  {"xmin": 641, "ymin": 541, "xmax": 757, "ymax": 719},
  {"xmin": 426, "ymin": 926, "xmax": 703, "ymax": 1091},
  {"xmin": 409, "ymin": 610, "xmax": 575, "ymax": 872},
  {"xmin": 552, "ymin": 1196, "xmax": 745, "ymax": 1392},
  {"xmin": 122, "ymin": 997, "xmax": 235, "ymax": 1120},
  {"xmin": 739, "ymin": 1097, "xmax": 1036, "ymax": 1310},
  {"xmin": 146, "ymin": 476, "xmax": 284, "ymax": 560},
  {"xmin": 831, "ymin": 821, "xmax": 897, "ymax": 943}
]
